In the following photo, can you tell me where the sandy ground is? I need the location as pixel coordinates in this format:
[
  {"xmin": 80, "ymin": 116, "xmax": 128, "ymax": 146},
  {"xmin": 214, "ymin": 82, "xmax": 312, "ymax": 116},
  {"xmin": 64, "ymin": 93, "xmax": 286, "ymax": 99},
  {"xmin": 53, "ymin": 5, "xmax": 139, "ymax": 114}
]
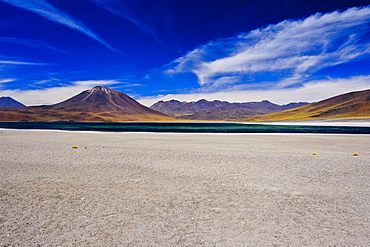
[{"xmin": 0, "ymin": 129, "xmax": 369, "ymax": 246}]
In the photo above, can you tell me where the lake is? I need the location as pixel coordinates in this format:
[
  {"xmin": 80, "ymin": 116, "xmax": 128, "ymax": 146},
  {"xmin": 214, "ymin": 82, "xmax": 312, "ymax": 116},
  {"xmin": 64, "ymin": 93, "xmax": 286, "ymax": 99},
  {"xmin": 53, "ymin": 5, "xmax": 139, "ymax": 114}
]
[{"xmin": 0, "ymin": 122, "xmax": 370, "ymax": 134}]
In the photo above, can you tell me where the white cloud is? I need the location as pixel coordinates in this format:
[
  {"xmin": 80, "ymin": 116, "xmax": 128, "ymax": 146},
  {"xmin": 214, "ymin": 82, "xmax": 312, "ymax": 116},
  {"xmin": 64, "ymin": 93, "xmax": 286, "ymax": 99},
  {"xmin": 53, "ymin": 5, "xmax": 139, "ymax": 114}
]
[
  {"xmin": 0, "ymin": 78, "xmax": 15, "ymax": 83},
  {"xmin": 167, "ymin": 6, "xmax": 370, "ymax": 88},
  {"xmin": 0, "ymin": 0, "xmax": 120, "ymax": 53},
  {"xmin": 137, "ymin": 76, "xmax": 370, "ymax": 106},
  {"xmin": 0, "ymin": 80, "xmax": 121, "ymax": 106}
]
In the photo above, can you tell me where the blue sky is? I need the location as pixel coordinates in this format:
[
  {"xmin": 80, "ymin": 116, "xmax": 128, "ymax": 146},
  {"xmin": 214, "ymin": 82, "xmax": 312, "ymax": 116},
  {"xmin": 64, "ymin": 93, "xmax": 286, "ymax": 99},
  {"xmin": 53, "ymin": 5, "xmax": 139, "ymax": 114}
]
[{"xmin": 1, "ymin": 0, "xmax": 370, "ymax": 106}]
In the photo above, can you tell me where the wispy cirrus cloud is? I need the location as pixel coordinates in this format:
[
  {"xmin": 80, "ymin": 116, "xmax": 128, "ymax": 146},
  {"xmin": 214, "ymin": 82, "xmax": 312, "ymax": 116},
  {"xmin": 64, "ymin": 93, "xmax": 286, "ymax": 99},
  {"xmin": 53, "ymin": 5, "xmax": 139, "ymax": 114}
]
[
  {"xmin": 166, "ymin": 5, "xmax": 370, "ymax": 89},
  {"xmin": 0, "ymin": 55, "xmax": 49, "ymax": 65},
  {"xmin": 0, "ymin": 37, "xmax": 68, "ymax": 55},
  {"xmin": 0, "ymin": 78, "xmax": 15, "ymax": 83},
  {"xmin": 0, "ymin": 60, "xmax": 45, "ymax": 65},
  {"xmin": 90, "ymin": 0, "xmax": 161, "ymax": 42},
  {"xmin": 0, "ymin": 0, "xmax": 121, "ymax": 54}
]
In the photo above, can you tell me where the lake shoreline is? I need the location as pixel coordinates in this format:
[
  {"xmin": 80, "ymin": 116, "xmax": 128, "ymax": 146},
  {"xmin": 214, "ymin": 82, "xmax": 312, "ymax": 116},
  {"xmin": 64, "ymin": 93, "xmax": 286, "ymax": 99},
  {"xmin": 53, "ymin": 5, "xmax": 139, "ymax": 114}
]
[{"xmin": 0, "ymin": 121, "xmax": 369, "ymax": 134}]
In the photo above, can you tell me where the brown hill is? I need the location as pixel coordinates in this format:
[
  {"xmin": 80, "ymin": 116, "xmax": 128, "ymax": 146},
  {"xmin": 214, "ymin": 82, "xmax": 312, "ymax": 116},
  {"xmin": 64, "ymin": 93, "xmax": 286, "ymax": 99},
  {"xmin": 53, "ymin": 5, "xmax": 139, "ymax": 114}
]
[
  {"xmin": 244, "ymin": 89, "xmax": 370, "ymax": 122},
  {"xmin": 0, "ymin": 86, "xmax": 173, "ymax": 122}
]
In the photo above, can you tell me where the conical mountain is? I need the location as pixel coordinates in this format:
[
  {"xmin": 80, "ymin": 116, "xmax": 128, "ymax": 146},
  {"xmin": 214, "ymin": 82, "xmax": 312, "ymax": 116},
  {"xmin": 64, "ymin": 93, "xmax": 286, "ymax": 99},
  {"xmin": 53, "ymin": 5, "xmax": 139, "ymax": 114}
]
[
  {"xmin": 0, "ymin": 86, "xmax": 172, "ymax": 122},
  {"xmin": 36, "ymin": 86, "xmax": 167, "ymax": 115},
  {"xmin": 0, "ymin": 96, "xmax": 26, "ymax": 108},
  {"xmin": 244, "ymin": 89, "xmax": 370, "ymax": 122}
]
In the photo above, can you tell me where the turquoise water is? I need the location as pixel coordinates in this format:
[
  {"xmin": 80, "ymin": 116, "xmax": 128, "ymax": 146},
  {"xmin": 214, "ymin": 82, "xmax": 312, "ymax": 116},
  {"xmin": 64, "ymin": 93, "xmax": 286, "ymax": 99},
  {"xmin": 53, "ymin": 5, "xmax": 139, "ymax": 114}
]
[{"xmin": 0, "ymin": 122, "xmax": 369, "ymax": 134}]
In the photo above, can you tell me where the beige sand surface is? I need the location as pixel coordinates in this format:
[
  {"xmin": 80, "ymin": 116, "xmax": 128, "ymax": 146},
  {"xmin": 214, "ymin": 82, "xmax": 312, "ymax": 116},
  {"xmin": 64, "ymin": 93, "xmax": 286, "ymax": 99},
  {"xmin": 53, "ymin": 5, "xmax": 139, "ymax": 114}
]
[{"xmin": 1, "ymin": 129, "xmax": 369, "ymax": 246}]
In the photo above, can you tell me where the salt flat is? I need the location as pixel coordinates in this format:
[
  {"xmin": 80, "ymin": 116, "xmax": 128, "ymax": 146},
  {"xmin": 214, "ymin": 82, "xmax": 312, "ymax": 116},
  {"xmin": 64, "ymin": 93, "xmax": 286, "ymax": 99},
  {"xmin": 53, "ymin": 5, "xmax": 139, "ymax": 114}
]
[{"xmin": 1, "ymin": 129, "xmax": 369, "ymax": 246}]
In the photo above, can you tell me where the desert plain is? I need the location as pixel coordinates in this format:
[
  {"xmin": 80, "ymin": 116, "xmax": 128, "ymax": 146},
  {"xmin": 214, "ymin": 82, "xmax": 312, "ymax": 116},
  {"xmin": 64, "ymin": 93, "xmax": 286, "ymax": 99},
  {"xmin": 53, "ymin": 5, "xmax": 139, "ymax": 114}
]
[{"xmin": 0, "ymin": 129, "xmax": 369, "ymax": 246}]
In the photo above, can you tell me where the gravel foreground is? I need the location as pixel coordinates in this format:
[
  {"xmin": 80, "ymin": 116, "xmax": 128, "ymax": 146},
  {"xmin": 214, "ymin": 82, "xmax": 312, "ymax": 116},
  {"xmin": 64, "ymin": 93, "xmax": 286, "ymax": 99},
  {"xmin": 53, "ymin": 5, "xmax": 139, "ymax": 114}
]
[{"xmin": 1, "ymin": 129, "xmax": 369, "ymax": 246}]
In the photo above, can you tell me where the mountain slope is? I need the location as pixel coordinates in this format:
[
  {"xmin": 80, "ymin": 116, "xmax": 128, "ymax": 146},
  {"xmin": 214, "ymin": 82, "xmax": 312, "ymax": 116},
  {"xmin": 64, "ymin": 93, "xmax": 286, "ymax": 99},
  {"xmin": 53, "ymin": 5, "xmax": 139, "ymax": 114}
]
[
  {"xmin": 0, "ymin": 86, "xmax": 173, "ymax": 122},
  {"xmin": 244, "ymin": 89, "xmax": 370, "ymax": 122},
  {"xmin": 151, "ymin": 99, "xmax": 308, "ymax": 120},
  {"xmin": 181, "ymin": 101, "xmax": 308, "ymax": 120},
  {"xmin": 150, "ymin": 99, "xmax": 229, "ymax": 114},
  {"xmin": 0, "ymin": 97, "xmax": 26, "ymax": 108}
]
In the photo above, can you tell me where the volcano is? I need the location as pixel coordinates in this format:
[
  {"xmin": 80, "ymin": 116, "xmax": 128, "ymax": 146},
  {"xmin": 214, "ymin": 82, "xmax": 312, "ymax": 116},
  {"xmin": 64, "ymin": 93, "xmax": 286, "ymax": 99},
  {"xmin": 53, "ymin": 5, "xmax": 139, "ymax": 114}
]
[
  {"xmin": 0, "ymin": 86, "xmax": 172, "ymax": 122},
  {"xmin": 35, "ymin": 86, "xmax": 166, "ymax": 115}
]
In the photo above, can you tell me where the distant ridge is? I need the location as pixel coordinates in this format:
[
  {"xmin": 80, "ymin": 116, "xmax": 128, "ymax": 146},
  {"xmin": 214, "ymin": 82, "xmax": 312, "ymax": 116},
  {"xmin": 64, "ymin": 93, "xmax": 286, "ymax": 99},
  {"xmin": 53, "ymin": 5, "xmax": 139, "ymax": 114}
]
[
  {"xmin": 244, "ymin": 89, "xmax": 370, "ymax": 122},
  {"xmin": 150, "ymin": 99, "xmax": 308, "ymax": 120},
  {"xmin": 0, "ymin": 86, "xmax": 172, "ymax": 122},
  {"xmin": 0, "ymin": 96, "xmax": 26, "ymax": 108},
  {"xmin": 150, "ymin": 99, "xmax": 229, "ymax": 115}
]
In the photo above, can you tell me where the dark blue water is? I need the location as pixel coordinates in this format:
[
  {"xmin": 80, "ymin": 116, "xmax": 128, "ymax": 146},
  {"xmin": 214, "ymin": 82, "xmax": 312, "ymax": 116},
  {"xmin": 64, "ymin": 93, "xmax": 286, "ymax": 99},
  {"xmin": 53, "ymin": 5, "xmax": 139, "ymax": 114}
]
[{"xmin": 0, "ymin": 122, "xmax": 369, "ymax": 134}]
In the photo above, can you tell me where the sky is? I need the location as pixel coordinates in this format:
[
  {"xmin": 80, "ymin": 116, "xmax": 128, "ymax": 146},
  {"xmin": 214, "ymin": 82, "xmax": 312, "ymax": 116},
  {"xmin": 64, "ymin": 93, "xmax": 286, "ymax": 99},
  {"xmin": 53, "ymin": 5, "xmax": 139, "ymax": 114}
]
[{"xmin": 1, "ymin": 0, "xmax": 370, "ymax": 106}]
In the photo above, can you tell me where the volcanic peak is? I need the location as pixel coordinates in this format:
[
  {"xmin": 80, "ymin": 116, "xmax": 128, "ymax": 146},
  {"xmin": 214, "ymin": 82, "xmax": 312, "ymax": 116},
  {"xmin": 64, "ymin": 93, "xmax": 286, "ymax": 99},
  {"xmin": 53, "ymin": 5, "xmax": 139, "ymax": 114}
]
[{"xmin": 89, "ymin": 86, "xmax": 110, "ymax": 94}]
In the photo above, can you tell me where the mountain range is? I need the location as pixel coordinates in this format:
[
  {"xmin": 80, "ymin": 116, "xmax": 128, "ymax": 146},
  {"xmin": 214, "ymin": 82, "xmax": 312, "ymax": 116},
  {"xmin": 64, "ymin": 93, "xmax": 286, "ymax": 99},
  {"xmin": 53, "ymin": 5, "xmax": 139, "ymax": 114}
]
[
  {"xmin": 0, "ymin": 97, "xmax": 26, "ymax": 108},
  {"xmin": 150, "ymin": 99, "xmax": 308, "ymax": 120},
  {"xmin": 0, "ymin": 86, "xmax": 369, "ymax": 122}
]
